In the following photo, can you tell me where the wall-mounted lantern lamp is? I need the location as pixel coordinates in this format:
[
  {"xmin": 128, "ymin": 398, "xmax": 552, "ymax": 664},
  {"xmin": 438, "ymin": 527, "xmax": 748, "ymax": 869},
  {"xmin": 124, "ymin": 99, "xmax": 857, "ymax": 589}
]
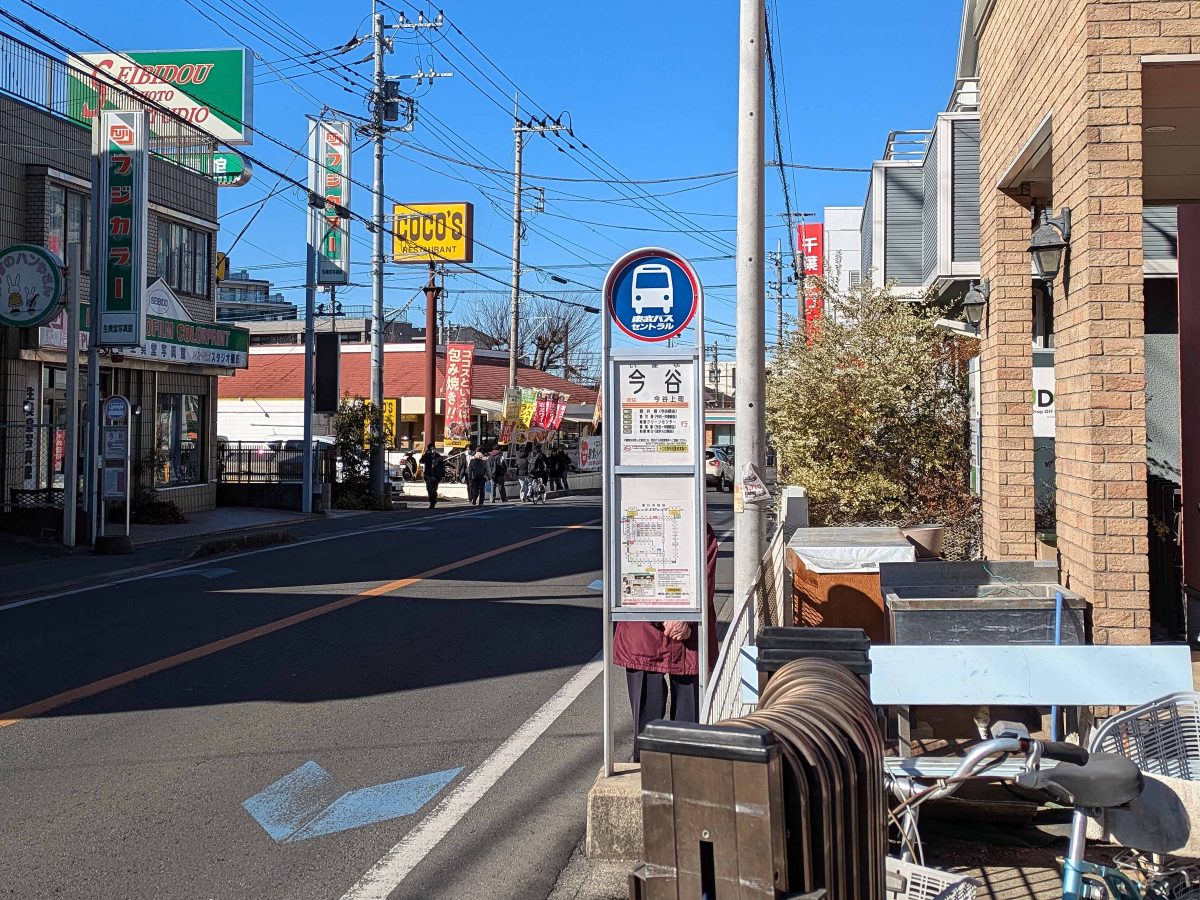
[
  {"xmin": 1029, "ymin": 207, "xmax": 1071, "ymax": 284},
  {"xmin": 962, "ymin": 279, "xmax": 990, "ymax": 328}
]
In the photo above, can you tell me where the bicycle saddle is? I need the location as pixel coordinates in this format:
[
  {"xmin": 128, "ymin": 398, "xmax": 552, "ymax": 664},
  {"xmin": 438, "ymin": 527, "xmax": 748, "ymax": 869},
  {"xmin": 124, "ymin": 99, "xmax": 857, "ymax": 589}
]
[{"xmin": 1018, "ymin": 752, "xmax": 1145, "ymax": 809}]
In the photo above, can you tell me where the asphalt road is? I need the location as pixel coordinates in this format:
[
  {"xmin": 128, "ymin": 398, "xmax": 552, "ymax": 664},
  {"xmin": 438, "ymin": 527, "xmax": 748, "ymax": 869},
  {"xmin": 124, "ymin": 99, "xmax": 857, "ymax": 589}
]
[{"xmin": 0, "ymin": 491, "xmax": 736, "ymax": 900}]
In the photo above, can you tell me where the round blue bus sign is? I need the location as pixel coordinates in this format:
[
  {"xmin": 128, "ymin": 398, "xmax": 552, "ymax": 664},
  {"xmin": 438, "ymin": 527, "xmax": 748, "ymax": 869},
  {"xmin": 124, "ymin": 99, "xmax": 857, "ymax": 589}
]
[{"xmin": 604, "ymin": 247, "xmax": 701, "ymax": 342}]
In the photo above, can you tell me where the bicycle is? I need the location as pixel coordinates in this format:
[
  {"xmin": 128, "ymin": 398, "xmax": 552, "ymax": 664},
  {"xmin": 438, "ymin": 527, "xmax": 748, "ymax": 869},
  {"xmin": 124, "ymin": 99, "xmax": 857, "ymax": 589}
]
[{"xmin": 886, "ymin": 721, "xmax": 1200, "ymax": 899}]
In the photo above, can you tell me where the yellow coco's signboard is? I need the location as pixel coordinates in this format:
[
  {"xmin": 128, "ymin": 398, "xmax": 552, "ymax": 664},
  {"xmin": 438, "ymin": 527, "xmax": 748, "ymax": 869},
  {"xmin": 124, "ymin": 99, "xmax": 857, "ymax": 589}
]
[{"xmin": 392, "ymin": 203, "xmax": 473, "ymax": 264}]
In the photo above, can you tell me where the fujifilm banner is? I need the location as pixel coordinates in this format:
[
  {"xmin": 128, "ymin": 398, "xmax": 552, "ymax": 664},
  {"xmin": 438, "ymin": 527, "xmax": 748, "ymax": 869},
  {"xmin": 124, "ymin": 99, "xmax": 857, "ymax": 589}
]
[
  {"xmin": 93, "ymin": 110, "xmax": 148, "ymax": 347},
  {"xmin": 309, "ymin": 119, "xmax": 352, "ymax": 286}
]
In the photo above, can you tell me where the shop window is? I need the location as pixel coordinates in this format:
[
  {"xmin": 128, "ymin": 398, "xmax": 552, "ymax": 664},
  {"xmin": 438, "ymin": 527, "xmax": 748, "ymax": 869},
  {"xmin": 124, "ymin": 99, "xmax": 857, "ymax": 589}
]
[
  {"xmin": 46, "ymin": 185, "xmax": 91, "ymax": 272},
  {"xmin": 156, "ymin": 221, "xmax": 211, "ymax": 298},
  {"xmin": 156, "ymin": 393, "xmax": 204, "ymax": 486}
]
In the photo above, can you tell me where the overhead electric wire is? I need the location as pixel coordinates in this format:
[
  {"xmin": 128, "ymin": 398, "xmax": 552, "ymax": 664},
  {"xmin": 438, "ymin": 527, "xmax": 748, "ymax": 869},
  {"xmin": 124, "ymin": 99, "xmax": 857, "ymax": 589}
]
[{"xmin": 4, "ymin": 4, "xmax": 606, "ymax": 313}]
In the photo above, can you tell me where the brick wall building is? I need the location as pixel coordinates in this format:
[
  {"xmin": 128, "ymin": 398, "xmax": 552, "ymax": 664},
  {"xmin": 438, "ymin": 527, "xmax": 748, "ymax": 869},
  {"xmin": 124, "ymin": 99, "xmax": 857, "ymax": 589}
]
[{"xmin": 962, "ymin": 0, "xmax": 1200, "ymax": 643}]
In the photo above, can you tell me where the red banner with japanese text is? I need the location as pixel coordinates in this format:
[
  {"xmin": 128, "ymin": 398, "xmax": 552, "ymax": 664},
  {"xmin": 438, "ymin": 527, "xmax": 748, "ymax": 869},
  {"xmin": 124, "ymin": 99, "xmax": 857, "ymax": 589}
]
[
  {"xmin": 798, "ymin": 221, "xmax": 825, "ymax": 330},
  {"xmin": 549, "ymin": 393, "xmax": 569, "ymax": 430},
  {"xmin": 443, "ymin": 343, "xmax": 475, "ymax": 448},
  {"xmin": 532, "ymin": 391, "xmax": 553, "ymax": 429}
]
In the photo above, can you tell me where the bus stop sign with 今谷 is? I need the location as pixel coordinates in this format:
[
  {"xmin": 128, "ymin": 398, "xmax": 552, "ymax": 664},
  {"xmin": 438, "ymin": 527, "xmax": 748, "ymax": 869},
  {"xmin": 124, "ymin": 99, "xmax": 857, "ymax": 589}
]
[{"xmin": 604, "ymin": 249, "xmax": 699, "ymax": 343}]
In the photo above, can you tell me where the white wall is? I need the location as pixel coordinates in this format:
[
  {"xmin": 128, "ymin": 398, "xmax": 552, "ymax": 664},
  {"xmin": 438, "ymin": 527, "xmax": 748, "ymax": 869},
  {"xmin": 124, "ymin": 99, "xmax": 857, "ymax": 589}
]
[
  {"xmin": 823, "ymin": 206, "xmax": 863, "ymax": 295},
  {"xmin": 217, "ymin": 398, "xmax": 333, "ymax": 443}
]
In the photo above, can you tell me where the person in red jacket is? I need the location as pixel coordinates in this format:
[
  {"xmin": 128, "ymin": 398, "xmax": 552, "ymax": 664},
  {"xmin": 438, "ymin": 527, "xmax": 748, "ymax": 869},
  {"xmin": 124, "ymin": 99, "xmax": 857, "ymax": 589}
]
[{"xmin": 613, "ymin": 523, "xmax": 720, "ymax": 761}]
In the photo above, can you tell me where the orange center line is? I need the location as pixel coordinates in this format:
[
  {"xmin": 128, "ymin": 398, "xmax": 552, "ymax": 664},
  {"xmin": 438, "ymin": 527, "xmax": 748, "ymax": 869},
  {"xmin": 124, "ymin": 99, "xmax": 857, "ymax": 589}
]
[{"xmin": 0, "ymin": 518, "xmax": 601, "ymax": 730}]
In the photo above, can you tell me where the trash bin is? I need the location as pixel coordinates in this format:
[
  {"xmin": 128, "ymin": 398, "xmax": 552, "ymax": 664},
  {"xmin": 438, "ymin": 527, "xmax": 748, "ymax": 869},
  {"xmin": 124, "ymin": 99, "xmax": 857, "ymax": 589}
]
[{"xmin": 787, "ymin": 527, "xmax": 916, "ymax": 643}]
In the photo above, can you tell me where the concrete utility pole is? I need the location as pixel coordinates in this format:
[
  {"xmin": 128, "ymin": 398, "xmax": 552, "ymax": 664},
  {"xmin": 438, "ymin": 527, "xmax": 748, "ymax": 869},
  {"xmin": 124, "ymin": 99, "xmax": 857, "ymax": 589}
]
[
  {"xmin": 63, "ymin": 243, "xmax": 81, "ymax": 547},
  {"xmin": 508, "ymin": 99, "xmax": 566, "ymax": 388},
  {"xmin": 302, "ymin": 159, "xmax": 318, "ymax": 515},
  {"xmin": 734, "ymin": 0, "xmax": 766, "ymax": 606},
  {"xmin": 368, "ymin": 5, "xmax": 387, "ymax": 499},
  {"xmin": 775, "ymin": 238, "xmax": 784, "ymax": 351}
]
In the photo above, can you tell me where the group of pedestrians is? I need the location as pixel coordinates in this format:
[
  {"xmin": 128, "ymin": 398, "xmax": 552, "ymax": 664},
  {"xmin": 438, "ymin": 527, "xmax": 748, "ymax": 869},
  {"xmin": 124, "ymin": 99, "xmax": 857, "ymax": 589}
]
[{"xmin": 415, "ymin": 442, "xmax": 572, "ymax": 509}]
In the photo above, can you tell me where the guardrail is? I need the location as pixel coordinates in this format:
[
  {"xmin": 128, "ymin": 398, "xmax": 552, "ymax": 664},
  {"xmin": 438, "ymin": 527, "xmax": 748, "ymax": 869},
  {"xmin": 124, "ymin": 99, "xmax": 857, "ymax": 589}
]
[
  {"xmin": 219, "ymin": 441, "xmax": 336, "ymax": 484},
  {"xmin": 702, "ymin": 523, "xmax": 788, "ymax": 724}
]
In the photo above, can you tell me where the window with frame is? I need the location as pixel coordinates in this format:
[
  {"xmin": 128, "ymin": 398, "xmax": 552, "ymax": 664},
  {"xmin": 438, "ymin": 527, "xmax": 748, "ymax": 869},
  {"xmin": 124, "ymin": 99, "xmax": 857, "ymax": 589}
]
[
  {"xmin": 46, "ymin": 185, "xmax": 91, "ymax": 273},
  {"xmin": 156, "ymin": 393, "xmax": 205, "ymax": 486},
  {"xmin": 156, "ymin": 220, "xmax": 211, "ymax": 298}
]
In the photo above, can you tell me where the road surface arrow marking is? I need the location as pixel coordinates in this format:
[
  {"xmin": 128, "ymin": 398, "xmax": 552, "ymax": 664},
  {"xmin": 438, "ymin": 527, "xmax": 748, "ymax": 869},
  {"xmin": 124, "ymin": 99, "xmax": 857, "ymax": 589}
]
[{"xmin": 243, "ymin": 762, "xmax": 462, "ymax": 843}]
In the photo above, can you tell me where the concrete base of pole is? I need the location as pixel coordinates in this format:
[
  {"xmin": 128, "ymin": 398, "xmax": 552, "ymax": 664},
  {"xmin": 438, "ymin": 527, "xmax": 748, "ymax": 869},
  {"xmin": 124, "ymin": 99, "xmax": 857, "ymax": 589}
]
[{"xmin": 94, "ymin": 535, "xmax": 135, "ymax": 555}]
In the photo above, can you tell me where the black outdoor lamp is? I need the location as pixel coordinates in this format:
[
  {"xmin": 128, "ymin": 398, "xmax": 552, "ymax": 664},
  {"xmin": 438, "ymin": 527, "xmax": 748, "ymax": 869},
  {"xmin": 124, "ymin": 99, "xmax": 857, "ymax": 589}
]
[
  {"xmin": 1029, "ymin": 207, "xmax": 1072, "ymax": 283},
  {"xmin": 962, "ymin": 279, "xmax": 990, "ymax": 328}
]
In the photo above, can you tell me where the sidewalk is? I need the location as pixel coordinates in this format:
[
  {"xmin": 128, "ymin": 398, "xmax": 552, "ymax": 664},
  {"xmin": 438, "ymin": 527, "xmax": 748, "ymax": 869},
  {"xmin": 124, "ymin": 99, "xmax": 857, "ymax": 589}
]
[{"xmin": 0, "ymin": 506, "xmax": 324, "ymax": 605}]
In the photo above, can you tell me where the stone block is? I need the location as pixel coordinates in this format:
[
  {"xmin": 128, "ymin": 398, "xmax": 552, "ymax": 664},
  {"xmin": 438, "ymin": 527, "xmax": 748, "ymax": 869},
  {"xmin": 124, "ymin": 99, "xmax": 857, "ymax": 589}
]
[{"xmin": 585, "ymin": 764, "xmax": 643, "ymax": 862}]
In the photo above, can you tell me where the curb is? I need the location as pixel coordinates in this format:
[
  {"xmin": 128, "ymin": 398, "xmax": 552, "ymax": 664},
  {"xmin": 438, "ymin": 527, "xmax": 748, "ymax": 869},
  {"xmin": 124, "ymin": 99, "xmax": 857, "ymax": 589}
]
[{"xmin": 188, "ymin": 528, "xmax": 296, "ymax": 560}]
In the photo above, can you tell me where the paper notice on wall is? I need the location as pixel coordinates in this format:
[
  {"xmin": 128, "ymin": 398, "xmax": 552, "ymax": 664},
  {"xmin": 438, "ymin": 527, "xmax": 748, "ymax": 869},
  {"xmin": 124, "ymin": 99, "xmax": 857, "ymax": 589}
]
[
  {"xmin": 741, "ymin": 463, "xmax": 770, "ymax": 503},
  {"xmin": 617, "ymin": 475, "xmax": 698, "ymax": 611}
]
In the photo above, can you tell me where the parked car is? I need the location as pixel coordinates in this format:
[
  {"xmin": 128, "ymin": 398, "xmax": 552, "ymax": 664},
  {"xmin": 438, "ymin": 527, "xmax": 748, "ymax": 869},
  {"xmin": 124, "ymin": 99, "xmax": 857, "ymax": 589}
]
[
  {"xmin": 705, "ymin": 446, "xmax": 733, "ymax": 491},
  {"xmin": 274, "ymin": 437, "xmax": 335, "ymax": 481}
]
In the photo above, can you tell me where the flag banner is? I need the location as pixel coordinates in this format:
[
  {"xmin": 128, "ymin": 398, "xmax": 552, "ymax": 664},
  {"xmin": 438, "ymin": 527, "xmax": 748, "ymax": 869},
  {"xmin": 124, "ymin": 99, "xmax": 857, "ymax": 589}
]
[
  {"xmin": 592, "ymin": 383, "xmax": 602, "ymax": 428},
  {"xmin": 444, "ymin": 342, "xmax": 475, "ymax": 447},
  {"xmin": 498, "ymin": 421, "xmax": 515, "ymax": 445},
  {"xmin": 533, "ymin": 391, "xmax": 553, "ymax": 429},
  {"xmin": 519, "ymin": 388, "xmax": 537, "ymax": 427},
  {"xmin": 502, "ymin": 386, "xmax": 522, "ymax": 422},
  {"xmin": 549, "ymin": 393, "xmax": 570, "ymax": 430}
]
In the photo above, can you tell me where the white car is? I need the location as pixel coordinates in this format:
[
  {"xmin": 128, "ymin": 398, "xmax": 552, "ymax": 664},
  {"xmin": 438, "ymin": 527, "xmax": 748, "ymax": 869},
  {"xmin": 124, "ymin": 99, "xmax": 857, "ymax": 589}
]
[
  {"xmin": 631, "ymin": 263, "xmax": 673, "ymax": 315},
  {"xmin": 705, "ymin": 446, "xmax": 733, "ymax": 492}
]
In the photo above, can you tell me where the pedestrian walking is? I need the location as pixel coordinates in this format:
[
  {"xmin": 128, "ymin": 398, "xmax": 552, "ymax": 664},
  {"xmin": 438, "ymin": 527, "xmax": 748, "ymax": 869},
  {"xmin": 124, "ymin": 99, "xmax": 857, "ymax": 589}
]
[
  {"xmin": 529, "ymin": 446, "xmax": 548, "ymax": 503},
  {"xmin": 466, "ymin": 450, "xmax": 488, "ymax": 507},
  {"xmin": 613, "ymin": 524, "xmax": 720, "ymax": 761},
  {"xmin": 418, "ymin": 444, "xmax": 445, "ymax": 509},
  {"xmin": 553, "ymin": 446, "xmax": 572, "ymax": 494},
  {"xmin": 515, "ymin": 444, "xmax": 532, "ymax": 501},
  {"xmin": 487, "ymin": 449, "xmax": 508, "ymax": 502}
]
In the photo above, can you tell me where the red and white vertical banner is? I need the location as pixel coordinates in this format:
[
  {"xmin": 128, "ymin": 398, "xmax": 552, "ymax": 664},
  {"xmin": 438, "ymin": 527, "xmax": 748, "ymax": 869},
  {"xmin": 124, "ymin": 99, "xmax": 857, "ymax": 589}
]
[
  {"xmin": 550, "ymin": 393, "xmax": 569, "ymax": 430},
  {"xmin": 94, "ymin": 110, "xmax": 148, "ymax": 346},
  {"xmin": 532, "ymin": 390, "xmax": 553, "ymax": 429},
  {"xmin": 443, "ymin": 342, "xmax": 475, "ymax": 447},
  {"xmin": 798, "ymin": 221, "xmax": 825, "ymax": 329},
  {"xmin": 309, "ymin": 119, "xmax": 352, "ymax": 286}
]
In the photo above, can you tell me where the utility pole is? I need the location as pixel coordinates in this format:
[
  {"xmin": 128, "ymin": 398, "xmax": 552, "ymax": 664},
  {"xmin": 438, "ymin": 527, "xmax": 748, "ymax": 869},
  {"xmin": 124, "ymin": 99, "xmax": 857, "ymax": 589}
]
[
  {"xmin": 734, "ymin": 0, "xmax": 766, "ymax": 608},
  {"xmin": 368, "ymin": 4, "xmax": 387, "ymax": 500},
  {"xmin": 508, "ymin": 98, "xmax": 566, "ymax": 388},
  {"xmin": 367, "ymin": 4, "xmax": 442, "ymax": 487},
  {"xmin": 438, "ymin": 266, "xmax": 447, "ymax": 346},
  {"xmin": 775, "ymin": 238, "xmax": 784, "ymax": 351},
  {"xmin": 562, "ymin": 321, "xmax": 569, "ymax": 380}
]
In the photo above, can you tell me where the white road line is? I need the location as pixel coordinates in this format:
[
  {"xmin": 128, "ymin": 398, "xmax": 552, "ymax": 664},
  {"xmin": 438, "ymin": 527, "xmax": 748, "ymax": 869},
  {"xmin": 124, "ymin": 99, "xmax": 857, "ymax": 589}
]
[
  {"xmin": 0, "ymin": 508, "xmax": 482, "ymax": 614},
  {"xmin": 338, "ymin": 655, "xmax": 604, "ymax": 900},
  {"xmin": 716, "ymin": 528, "xmax": 734, "ymax": 544}
]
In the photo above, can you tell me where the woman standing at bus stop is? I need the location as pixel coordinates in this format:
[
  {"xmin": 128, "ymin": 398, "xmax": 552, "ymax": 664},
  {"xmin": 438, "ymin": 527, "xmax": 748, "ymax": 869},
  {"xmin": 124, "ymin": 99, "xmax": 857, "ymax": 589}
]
[{"xmin": 613, "ymin": 523, "xmax": 720, "ymax": 761}]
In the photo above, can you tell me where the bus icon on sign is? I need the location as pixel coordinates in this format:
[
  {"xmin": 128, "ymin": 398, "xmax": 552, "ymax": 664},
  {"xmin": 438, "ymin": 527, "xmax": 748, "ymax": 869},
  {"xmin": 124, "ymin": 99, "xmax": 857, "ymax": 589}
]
[{"xmin": 631, "ymin": 263, "xmax": 673, "ymax": 315}]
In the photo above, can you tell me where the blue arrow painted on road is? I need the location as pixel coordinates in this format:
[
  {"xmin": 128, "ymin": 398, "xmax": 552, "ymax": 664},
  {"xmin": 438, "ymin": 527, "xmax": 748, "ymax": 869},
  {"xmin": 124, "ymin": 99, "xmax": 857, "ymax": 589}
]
[{"xmin": 242, "ymin": 762, "xmax": 461, "ymax": 842}]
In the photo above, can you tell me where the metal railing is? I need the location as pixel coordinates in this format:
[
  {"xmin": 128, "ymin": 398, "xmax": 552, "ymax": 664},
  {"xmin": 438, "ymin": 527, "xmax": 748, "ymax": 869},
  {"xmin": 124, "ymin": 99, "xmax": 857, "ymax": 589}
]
[
  {"xmin": 702, "ymin": 523, "xmax": 788, "ymax": 724},
  {"xmin": 883, "ymin": 129, "xmax": 932, "ymax": 161},
  {"xmin": 0, "ymin": 30, "xmax": 216, "ymax": 175},
  {"xmin": 219, "ymin": 441, "xmax": 336, "ymax": 484}
]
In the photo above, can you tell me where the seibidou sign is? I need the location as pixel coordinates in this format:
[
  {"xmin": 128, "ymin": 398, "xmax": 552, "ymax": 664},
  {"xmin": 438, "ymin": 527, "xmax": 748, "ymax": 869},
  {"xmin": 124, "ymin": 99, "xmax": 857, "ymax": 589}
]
[{"xmin": 392, "ymin": 202, "xmax": 474, "ymax": 264}]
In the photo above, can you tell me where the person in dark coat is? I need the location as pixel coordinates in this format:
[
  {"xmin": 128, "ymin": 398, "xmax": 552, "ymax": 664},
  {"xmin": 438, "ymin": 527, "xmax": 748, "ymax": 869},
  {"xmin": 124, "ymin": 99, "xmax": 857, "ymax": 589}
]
[
  {"xmin": 515, "ymin": 445, "xmax": 532, "ymax": 501},
  {"xmin": 553, "ymin": 446, "xmax": 572, "ymax": 494},
  {"xmin": 418, "ymin": 444, "xmax": 445, "ymax": 509},
  {"xmin": 487, "ymin": 450, "xmax": 508, "ymax": 503},
  {"xmin": 613, "ymin": 524, "xmax": 720, "ymax": 761},
  {"xmin": 466, "ymin": 450, "xmax": 489, "ymax": 507},
  {"xmin": 529, "ymin": 447, "xmax": 548, "ymax": 501}
]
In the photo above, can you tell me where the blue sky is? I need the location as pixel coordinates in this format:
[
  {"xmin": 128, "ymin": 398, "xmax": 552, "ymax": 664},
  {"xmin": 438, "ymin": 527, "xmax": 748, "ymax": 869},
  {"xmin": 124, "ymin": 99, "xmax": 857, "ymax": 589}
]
[{"xmin": 20, "ymin": 0, "xmax": 964, "ymax": 353}]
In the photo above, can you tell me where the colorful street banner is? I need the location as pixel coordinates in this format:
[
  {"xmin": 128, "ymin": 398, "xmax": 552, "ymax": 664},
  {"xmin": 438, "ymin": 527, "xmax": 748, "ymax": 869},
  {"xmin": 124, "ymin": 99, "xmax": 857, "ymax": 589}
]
[
  {"xmin": 519, "ymin": 388, "xmax": 537, "ymax": 427},
  {"xmin": 94, "ymin": 110, "xmax": 148, "ymax": 347},
  {"xmin": 592, "ymin": 383, "xmax": 602, "ymax": 428},
  {"xmin": 498, "ymin": 421, "xmax": 515, "ymax": 445},
  {"xmin": 532, "ymin": 391, "xmax": 552, "ymax": 430},
  {"xmin": 549, "ymin": 393, "xmax": 570, "ymax": 431},
  {"xmin": 68, "ymin": 49, "xmax": 255, "ymax": 145},
  {"xmin": 310, "ymin": 119, "xmax": 352, "ymax": 286},
  {"xmin": 502, "ymin": 386, "xmax": 522, "ymax": 423},
  {"xmin": 444, "ymin": 342, "xmax": 475, "ymax": 448}
]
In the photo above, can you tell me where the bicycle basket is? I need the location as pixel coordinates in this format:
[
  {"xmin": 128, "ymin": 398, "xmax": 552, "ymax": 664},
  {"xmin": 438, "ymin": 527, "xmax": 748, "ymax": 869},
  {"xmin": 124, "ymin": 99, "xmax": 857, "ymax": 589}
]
[
  {"xmin": 1089, "ymin": 692, "xmax": 1200, "ymax": 780},
  {"xmin": 886, "ymin": 857, "xmax": 978, "ymax": 900}
]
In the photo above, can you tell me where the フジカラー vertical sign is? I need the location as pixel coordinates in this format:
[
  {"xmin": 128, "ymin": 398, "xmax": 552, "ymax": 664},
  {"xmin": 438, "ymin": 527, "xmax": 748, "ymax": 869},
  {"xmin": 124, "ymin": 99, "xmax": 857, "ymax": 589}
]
[
  {"xmin": 309, "ymin": 120, "xmax": 352, "ymax": 286},
  {"xmin": 94, "ymin": 110, "xmax": 148, "ymax": 347},
  {"xmin": 443, "ymin": 343, "xmax": 475, "ymax": 448}
]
